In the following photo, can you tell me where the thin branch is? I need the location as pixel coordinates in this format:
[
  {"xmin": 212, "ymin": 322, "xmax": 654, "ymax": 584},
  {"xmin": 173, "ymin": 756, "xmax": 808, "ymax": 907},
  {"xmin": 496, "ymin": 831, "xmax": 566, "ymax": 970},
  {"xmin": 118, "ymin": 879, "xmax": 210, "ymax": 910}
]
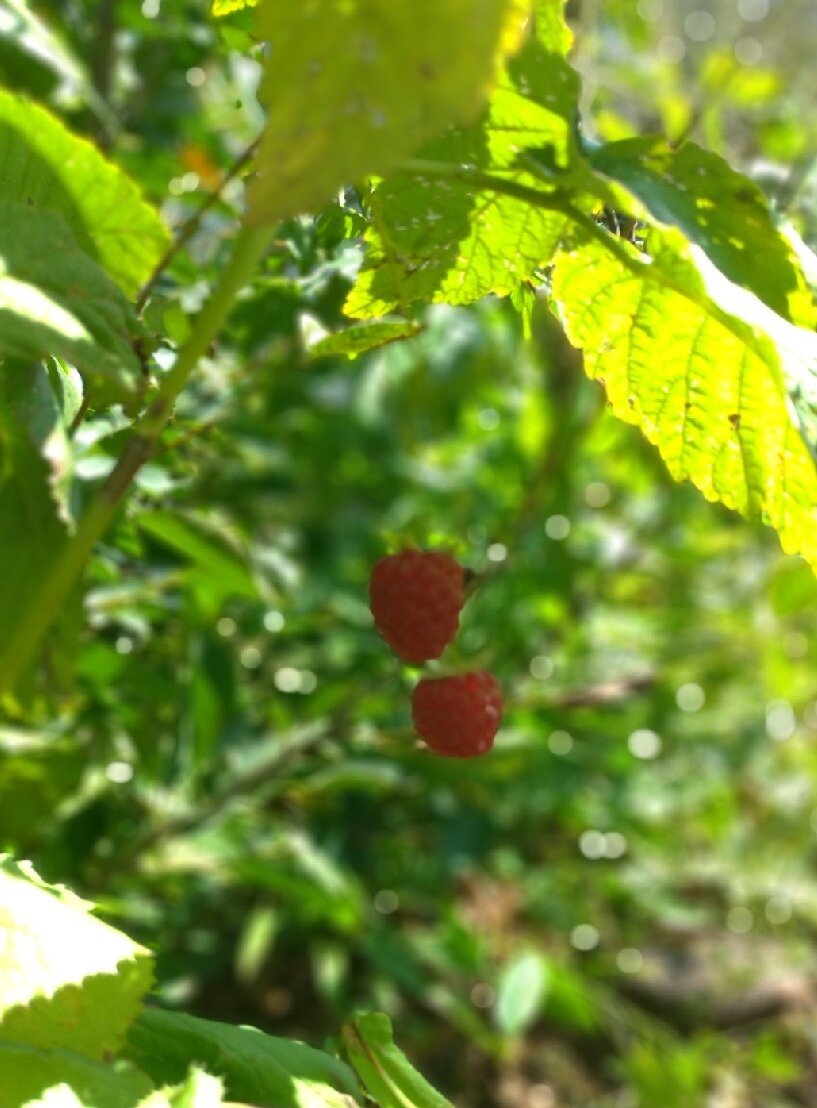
[
  {"xmin": 136, "ymin": 137, "xmax": 260, "ymax": 313},
  {"xmin": 0, "ymin": 223, "xmax": 275, "ymax": 699},
  {"xmin": 92, "ymin": 726, "xmax": 330, "ymax": 883}
]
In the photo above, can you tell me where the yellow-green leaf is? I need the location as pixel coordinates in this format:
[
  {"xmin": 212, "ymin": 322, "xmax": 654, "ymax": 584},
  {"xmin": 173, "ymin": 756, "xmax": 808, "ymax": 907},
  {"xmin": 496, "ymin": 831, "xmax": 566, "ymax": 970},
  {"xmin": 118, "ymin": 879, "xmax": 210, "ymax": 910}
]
[
  {"xmin": 552, "ymin": 228, "xmax": 817, "ymax": 572},
  {"xmin": 0, "ymin": 857, "xmax": 153, "ymax": 1059},
  {"xmin": 212, "ymin": 0, "xmax": 255, "ymax": 13},
  {"xmin": 344, "ymin": 36, "xmax": 582, "ymax": 317},
  {"xmin": 246, "ymin": 0, "xmax": 529, "ymax": 226},
  {"xmin": 0, "ymin": 91, "xmax": 168, "ymax": 298}
]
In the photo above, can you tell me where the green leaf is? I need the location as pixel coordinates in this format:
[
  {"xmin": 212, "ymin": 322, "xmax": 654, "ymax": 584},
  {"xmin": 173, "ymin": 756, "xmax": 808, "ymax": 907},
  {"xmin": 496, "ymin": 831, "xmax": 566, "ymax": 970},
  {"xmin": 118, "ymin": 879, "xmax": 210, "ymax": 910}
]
[
  {"xmin": 137, "ymin": 511, "xmax": 258, "ymax": 603},
  {"xmin": 589, "ymin": 137, "xmax": 817, "ymax": 326},
  {"xmin": 246, "ymin": 0, "xmax": 528, "ymax": 226},
  {"xmin": 494, "ymin": 950, "xmax": 548, "ymax": 1036},
  {"xmin": 0, "ymin": 204, "xmax": 142, "ymax": 402},
  {"xmin": 344, "ymin": 37, "xmax": 582, "ymax": 318},
  {"xmin": 123, "ymin": 1008, "xmax": 361, "ymax": 1107},
  {"xmin": 309, "ymin": 320, "xmax": 422, "ymax": 359},
  {"xmin": 552, "ymin": 227, "xmax": 817, "ymax": 573},
  {"xmin": 0, "ymin": 1042, "xmax": 153, "ymax": 1108},
  {"xmin": 0, "ymin": 90, "xmax": 169, "ymax": 297},
  {"xmin": 532, "ymin": 0, "xmax": 573, "ymax": 55},
  {"xmin": 0, "ymin": 857, "xmax": 153, "ymax": 1059},
  {"xmin": 0, "ymin": 375, "xmax": 71, "ymax": 653},
  {"xmin": 342, "ymin": 1013, "xmax": 452, "ymax": 1108},
  {"xmin": 0, "ymin": 360, "xmax": 84, "ymax": 690}
]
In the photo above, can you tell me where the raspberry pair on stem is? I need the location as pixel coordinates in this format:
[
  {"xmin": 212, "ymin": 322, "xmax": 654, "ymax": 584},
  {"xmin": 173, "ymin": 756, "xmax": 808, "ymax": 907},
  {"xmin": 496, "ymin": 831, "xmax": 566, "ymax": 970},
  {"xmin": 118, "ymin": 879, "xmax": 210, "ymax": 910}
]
[{"xmin": 369, "ymin": 549, "xmax": 503, "ymax": 758}]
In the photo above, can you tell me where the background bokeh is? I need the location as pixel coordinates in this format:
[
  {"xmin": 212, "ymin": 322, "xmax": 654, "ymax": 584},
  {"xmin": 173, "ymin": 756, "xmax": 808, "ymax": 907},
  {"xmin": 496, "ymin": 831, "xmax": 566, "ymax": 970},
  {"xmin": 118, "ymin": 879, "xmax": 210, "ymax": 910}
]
[{"xmin": 4, "ymin": 1, "xmax": 817, "ymax": 1103}]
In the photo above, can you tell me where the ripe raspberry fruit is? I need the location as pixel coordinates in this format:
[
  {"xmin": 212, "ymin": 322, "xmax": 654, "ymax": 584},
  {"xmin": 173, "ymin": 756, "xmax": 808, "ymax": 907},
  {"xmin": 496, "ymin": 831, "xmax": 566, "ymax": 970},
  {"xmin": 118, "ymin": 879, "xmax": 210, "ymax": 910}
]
[
  {"xmin": 369, "ymin": 549, "xmax": 464, "ymax": 664},
  {"xmin": 411, "ymin": 671, "xmax": 503, "ymax": 758}
]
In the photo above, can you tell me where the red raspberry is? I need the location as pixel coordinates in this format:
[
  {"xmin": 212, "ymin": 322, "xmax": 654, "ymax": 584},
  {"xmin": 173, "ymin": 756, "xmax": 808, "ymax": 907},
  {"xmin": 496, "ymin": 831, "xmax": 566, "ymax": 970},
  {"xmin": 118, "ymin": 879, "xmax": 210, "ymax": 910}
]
[
  {"xmin": 369, "ymin": 550, "xmax": 464, "ymax": 664},
  {"xmin": 411, "ymin": 671, "xmax": 503, "ymax": 758}
]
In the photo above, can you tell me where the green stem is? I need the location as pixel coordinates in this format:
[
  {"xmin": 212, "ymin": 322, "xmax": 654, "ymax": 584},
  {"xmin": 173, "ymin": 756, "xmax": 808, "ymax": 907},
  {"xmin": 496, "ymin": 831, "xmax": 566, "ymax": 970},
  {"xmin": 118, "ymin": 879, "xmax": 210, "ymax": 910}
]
[
  {"xmin": 403, "ymin": 157, "xmax": 572, "ymax": 212},
  {"xmin": 402, "ymin": 157, "xmax": 642, "ymax": 272},
  {"xmin": 0, "ymin": 223, "xmax": 274, "ymax": 698}
]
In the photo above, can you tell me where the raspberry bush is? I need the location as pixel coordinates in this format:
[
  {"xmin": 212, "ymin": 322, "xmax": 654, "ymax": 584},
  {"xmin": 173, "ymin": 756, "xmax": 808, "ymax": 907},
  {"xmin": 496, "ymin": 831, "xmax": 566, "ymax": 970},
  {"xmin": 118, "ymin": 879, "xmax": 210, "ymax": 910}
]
[{"xmin": 2, "ymin": 0, "xmax": 817, "ymax": 1105}]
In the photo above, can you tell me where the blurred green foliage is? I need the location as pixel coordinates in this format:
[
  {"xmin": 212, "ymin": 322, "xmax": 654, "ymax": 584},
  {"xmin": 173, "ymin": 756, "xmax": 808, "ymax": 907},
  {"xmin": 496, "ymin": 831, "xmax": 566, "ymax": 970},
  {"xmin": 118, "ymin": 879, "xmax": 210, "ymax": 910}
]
[{"xmin": 3, "ymin": 0, "xmax": 817, "ymax": 1103}]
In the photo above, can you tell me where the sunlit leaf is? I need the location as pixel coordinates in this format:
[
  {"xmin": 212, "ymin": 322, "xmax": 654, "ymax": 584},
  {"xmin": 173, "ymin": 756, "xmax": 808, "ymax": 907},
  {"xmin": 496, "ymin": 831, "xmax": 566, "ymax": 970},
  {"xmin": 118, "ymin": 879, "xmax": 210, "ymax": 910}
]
[
  {"xmin": 246, "ymin": 0, "xmax": 529, "ymax": 225},
  {"xmin": 0, "ymin": 90, "xmax": 168, "ymax": 297},
  {"xmin": 552, "ymin": 227, "xmax": 817, "ymax": 573},
  {"xmin": 589, "ymin": 137, "xmax": 817, "ymax": 326},
  {"xmin": 345, "ymin": 36, "xmax": 582, "ymax": 317},
  {"xmin": 0, "ymin": 857, "xmax": 153, "ymax": 1058}
]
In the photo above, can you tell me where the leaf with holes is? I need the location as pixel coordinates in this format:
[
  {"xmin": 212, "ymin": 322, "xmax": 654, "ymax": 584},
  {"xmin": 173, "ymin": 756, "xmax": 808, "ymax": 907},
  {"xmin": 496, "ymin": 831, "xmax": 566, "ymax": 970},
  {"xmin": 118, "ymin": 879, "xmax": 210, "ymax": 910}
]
[{"xmin": 344, "ymin": 32, "xmax": 584, "ymax": 318}]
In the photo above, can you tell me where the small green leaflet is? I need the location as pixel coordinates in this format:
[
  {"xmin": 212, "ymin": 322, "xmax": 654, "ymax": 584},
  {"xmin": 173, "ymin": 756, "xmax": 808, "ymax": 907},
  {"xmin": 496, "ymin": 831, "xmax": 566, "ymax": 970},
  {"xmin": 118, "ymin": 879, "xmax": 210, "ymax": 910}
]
[
  {"xmin": 342, "ymin": 1013, "xmax": 452, "ymax": 1108},
  {"xmin": 124, "ymin": 1007, "xmax": 361, "ymax": 1107},
  {"xmin": 309, "ymin": 320, "xmax": 422, "ymax": 359},
  {"xmin": 0, "ymin": 203, "xmax": 142, "ymax": 402},
  {"xmin": 0, "ymin": 90, "xmax": 168, "ymax": 298},
  {"xmin": 494, "ymin": 950, "xmax": 548, "ymax": 1036},
  {"xmin": 552, "ymin": 228, "xmax": 817, "ymax": 572},
  {"xmin": 0, "ymin": 857, "xmax": 153, "ymax": 1059},
  {"xmin": 589, "ymin": 137, "xmax": 817, "ymax": 328},
  {"xmin": 0, "ymin": 1042, "xmax": 153, "ymax": 1108},
  {"xmin": 245, "ymin": 0, "xmax": 528, "ymax": 226}
]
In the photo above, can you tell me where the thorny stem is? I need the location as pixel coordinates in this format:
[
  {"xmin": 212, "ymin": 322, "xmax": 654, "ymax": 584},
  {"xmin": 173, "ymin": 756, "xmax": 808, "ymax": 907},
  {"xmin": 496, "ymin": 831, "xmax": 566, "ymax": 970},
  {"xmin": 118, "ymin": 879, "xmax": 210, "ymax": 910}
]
[{"xmin": 0, "ymin": 223, "xmax": 274, "ymax": 699}]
